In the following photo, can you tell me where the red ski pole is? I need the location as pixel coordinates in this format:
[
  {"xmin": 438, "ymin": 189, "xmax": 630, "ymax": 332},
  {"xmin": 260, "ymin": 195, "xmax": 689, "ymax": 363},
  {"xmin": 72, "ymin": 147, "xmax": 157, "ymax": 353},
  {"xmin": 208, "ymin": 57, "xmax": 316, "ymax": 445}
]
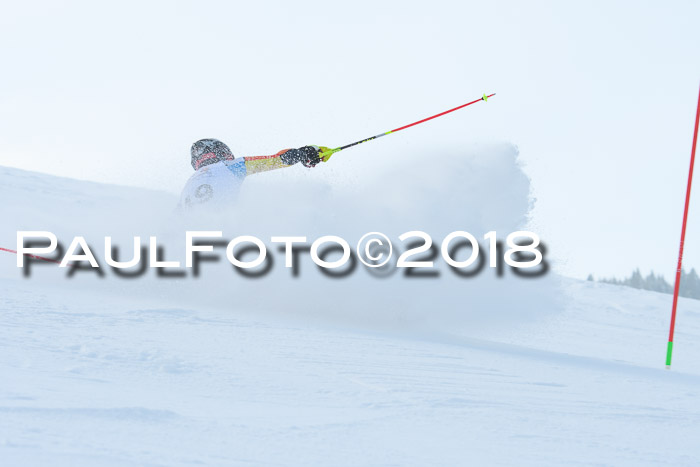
[{"xmin": 319, "ymin": 93, "xmax": 495, "ymax": 161}]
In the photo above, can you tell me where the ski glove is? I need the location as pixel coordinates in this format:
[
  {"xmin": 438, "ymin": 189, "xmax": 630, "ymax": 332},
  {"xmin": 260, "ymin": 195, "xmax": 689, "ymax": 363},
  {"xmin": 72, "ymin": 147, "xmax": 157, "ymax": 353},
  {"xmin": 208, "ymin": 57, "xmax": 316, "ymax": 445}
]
[
  {"xmin": 299, "ymin": 146, "xmax": 322, "ymax": 168},
  {"xmin": 279, "ymin": 145, "xmax": 330, "ymax": 168}
]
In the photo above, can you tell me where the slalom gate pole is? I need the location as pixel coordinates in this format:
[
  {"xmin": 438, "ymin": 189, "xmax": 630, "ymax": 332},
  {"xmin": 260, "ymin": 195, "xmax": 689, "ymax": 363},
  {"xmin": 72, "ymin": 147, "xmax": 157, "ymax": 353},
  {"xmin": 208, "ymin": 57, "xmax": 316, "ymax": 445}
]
[
  {"xmin": 0, "ymin": 247, "xmax": 62, "ymax": 265},
  {"xmin": 319, "ymin": 93, "xmax": 496, "ymax": 161},
  {"xmin": 666, "ymin": 83, "xmax": 700, "ymax": 368}
]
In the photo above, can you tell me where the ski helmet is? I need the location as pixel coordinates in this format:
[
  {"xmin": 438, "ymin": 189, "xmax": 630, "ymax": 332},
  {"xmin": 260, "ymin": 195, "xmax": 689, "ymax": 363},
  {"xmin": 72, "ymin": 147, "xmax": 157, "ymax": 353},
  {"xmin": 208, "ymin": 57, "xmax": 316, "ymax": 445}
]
[{"xmin": 191, "ymin": 138, "xmax": 235, "ymax": 170}]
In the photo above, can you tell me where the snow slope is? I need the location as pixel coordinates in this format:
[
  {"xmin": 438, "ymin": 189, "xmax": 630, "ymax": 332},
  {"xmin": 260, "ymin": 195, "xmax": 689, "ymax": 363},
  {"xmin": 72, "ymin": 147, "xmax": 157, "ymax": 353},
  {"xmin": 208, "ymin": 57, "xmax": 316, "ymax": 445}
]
[
  {"xmin": 1, "ymin": 277, "xmax": 699, "ymax": 466},
  {"xmin": 1, "ymin": 153, "xmax": 699, "ymax": 466}
]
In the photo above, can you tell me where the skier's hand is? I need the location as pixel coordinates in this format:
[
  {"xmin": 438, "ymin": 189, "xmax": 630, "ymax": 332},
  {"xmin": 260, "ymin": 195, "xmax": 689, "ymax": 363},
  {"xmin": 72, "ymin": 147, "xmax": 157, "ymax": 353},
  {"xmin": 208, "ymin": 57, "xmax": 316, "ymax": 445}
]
[
  {"xmin": 299, "ymin": 145, "xmax": 323, "ymax": 168},
  {"xmin": 281, "ymin": 145, "xmax": 333, "ymax": 168}
]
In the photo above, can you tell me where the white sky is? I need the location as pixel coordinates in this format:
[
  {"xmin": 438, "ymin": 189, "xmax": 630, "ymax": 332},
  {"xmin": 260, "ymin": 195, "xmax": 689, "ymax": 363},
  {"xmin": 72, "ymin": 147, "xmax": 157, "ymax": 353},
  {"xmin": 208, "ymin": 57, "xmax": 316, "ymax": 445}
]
[{"xmin": 1, "ymin": 0, "xmax": 699, "ymax": 280}]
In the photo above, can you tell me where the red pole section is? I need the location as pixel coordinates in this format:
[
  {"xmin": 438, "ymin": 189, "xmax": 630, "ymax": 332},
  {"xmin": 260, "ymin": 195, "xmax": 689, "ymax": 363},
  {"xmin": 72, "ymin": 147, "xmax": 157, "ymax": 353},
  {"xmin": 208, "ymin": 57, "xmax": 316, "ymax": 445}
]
[
  {"xmin": 666, "ymin": 83, "xmax": 700, "ymax": 368},
  {"xmin": 0, "ymin": 247, "xmax": 62, "ymax": 265},
  {"xmin": 328, "ymin": 93, "xmax": 496, "ymax": 157},
  {"xmin": 390, "ymin": 94, "xmax": 496, "ymax": 133}
]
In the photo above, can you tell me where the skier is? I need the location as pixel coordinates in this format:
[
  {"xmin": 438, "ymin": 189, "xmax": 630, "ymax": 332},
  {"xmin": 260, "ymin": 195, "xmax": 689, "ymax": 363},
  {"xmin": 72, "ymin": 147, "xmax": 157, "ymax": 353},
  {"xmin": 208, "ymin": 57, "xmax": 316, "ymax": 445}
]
[{"xmin": 179, "ymin": 138, "xmax": 331, "ymax": 208}]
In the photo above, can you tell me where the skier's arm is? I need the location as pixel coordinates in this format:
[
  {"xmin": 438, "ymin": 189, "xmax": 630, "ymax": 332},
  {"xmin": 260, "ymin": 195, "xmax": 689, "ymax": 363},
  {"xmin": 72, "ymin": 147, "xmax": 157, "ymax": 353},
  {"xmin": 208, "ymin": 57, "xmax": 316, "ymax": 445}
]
[{"xmin": 243, "ymin": 146, "xmax": 328, "ymax": 175}]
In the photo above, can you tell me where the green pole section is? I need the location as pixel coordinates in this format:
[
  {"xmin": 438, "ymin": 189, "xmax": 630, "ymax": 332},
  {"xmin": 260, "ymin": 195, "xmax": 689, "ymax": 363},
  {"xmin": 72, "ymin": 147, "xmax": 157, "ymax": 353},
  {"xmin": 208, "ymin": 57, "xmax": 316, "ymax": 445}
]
[{"xmin": 665, "ymin": 341, "xmax": 673, "ymax": 368}]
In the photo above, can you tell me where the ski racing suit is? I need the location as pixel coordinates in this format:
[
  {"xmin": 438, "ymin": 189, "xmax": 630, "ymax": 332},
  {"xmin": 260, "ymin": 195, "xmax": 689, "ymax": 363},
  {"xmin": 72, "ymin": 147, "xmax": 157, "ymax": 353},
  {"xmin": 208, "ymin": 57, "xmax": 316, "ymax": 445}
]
[{"xmin": 179, "ymin": 146, "xmax": 322, "ymax": 209}]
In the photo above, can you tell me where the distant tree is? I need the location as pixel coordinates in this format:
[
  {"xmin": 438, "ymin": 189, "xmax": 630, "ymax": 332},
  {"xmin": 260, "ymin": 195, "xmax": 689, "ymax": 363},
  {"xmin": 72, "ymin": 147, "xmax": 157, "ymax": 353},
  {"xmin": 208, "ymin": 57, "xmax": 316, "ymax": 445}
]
[
  {"xmin": 587, "ymin": 274, "xmax": 594, "ymax": 281},
  {"xmin": 644, "ymin": 270, "xmax": 656, "ymax": 290},
  {"xmin": 629, "ymin": 269, "xmax": 644, "ymax": 289},
  {"xmin": 597, "ymin": 267, "xmax": 699, "ymax": 300},
  {"xmin": 681, "ymin": 268, "xmax": 700, "ymax": 299}
]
